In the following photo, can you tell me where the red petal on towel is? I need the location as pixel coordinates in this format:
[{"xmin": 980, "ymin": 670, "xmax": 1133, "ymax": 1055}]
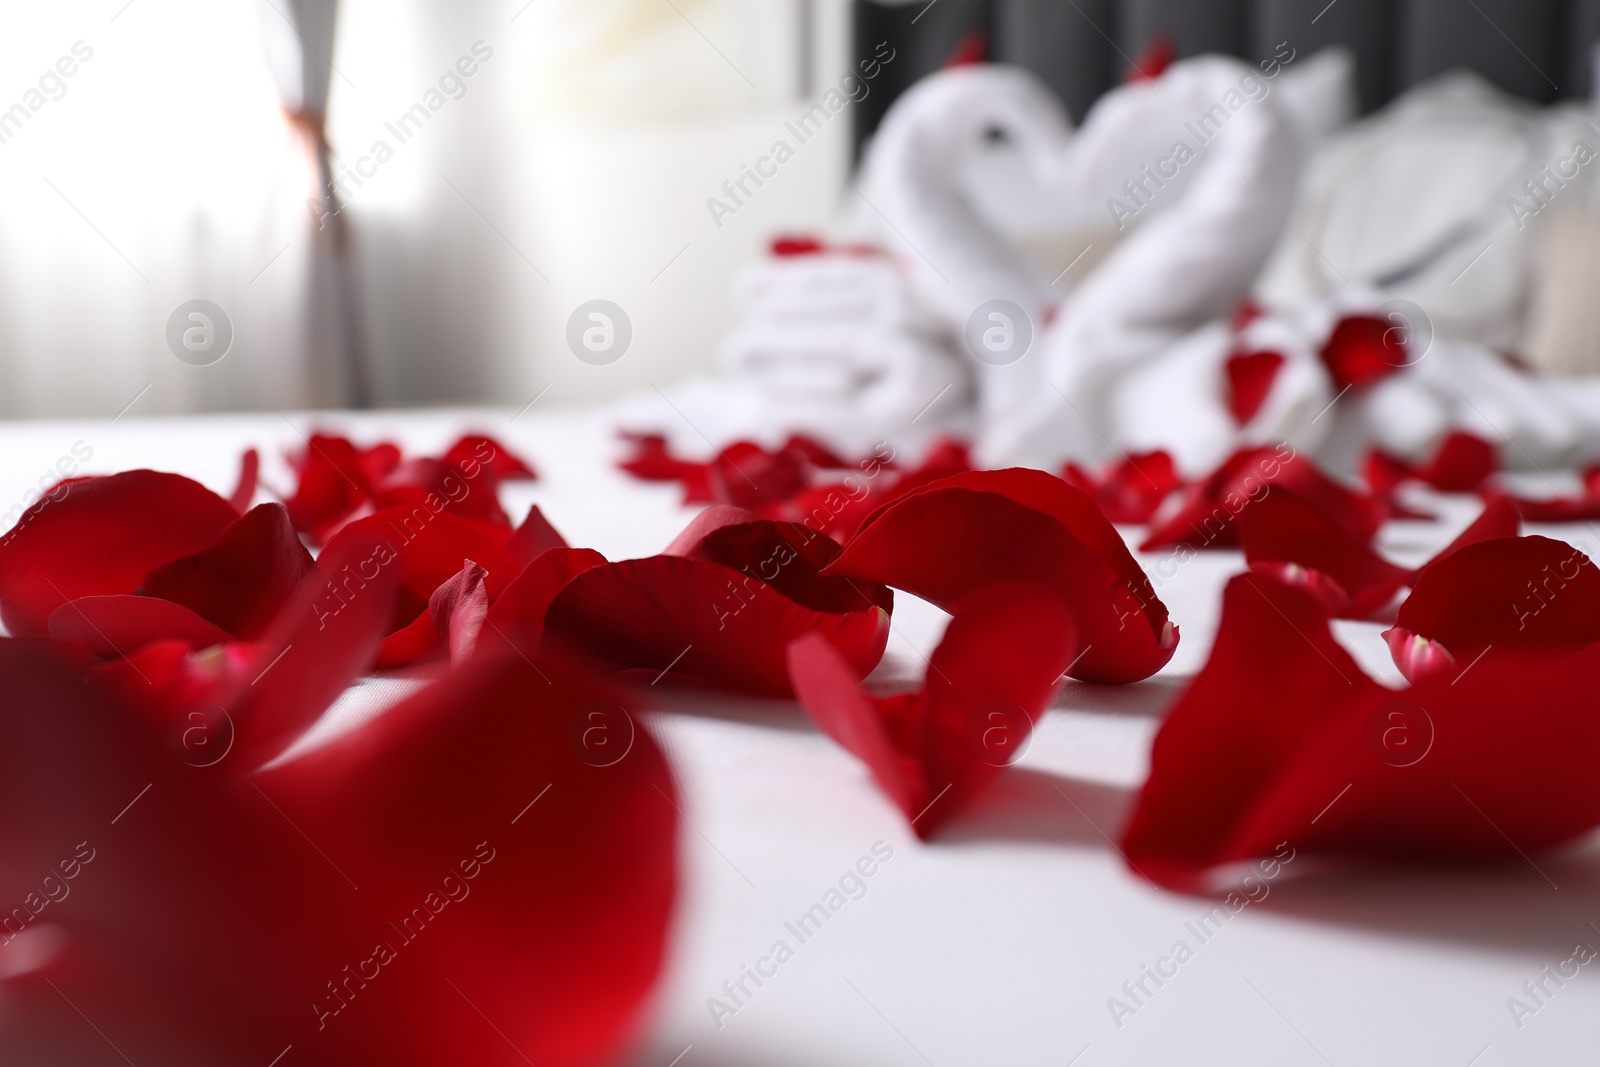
[
  {"xmin": 1141, "ymin": 446, "xmax": 1383, "ymax": 551},
  {"xmin": 1061, "ymin": 450, "xmax": 1179, "ymax": 524},
  {"xmin": 229, "ymin": 447, "xmax": 259, "ymax": 512},
  {"xmin": 1413, "ymin": 431, "xmax": 1497, "ymax": 491},
  {"xmin": 319, "ymin": 506, "xmax": 521, "ymax": 636},
  {"xmin": 1385, "ymin": 535, "xmax": 1600, "ymax": 680},
  {"xmin": 1239, "ymin": 491, "xmax": 1413, "ymax": 618},
  {"xmin": 429, "ymin": 560, "xmax": 490, "ymax": 664},
  {"xmin": 942, "ymin": 27, "xmax": 989, "ymax": 67},
  {"xmin": 140, "ymin": 502, "xmax": 316, "ymax": 639},
  {"xmin": 48, "ymin": 595, "xmax": 232, "ymax": 655},
  {"xmin": 1320, "ymin": 314, "xmax": 1406, "ymax": 390},
  {"xmin": 789, "ymin": 585, "xmax": 1075, "ymax": 837},
  {"xmin": 0, "ymin": 470, "xmax": 239, "ymax": 637},
  {"xmin": 505, "ymin": 504, "xmax": 569, "ymax": 567},
  {"xmin": 283, "ymin": 434, "xmax": 400, "ymax": 542},
  {"xmin": 1123, "ymin": 573, "xmax": 1600, "ymax": 888},
  {"xmin": 1125, "ymin": 31, "xmax": 1174, "ymax": 81},
  {"xmin": 0, "ymin": 640, "xmax": 675, "ymax": 1067},
  {"xmin": 772, "ymin": 235, "xmax": 825, "ymax": 256},
  {"xmin": 482, "ymin": 547, "xmax": 609, "ymax": 659},
  {"xmin": 1223, "ymin": 350, "xmax": 1285, "ymax": 426},
  {"xmin": 827, "ymin": 468, "xmax": 1175, "ymax": 683},
  {"xmin": 543, "ymin": 548, "xmax": 890, "ymax": 695}
]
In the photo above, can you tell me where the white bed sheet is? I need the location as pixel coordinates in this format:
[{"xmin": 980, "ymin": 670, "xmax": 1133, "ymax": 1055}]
[{"xmin": 3, "ymin": 404, "xmax": 1595, "ymax": 1067}]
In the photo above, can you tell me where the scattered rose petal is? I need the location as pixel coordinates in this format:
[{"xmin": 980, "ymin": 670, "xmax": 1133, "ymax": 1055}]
[
  {"xmin": 1061, "ymin": 451, "xmax": 1179, "ymax": 524},
  {"xmin": 1383, "ymin": 535, "xmax": 1600, "ymax": 681},
  {"xmin": 429, "ymin": 560, "xmax": 490, "ymax": 665},
  {"xmin": 543, "ymin": 510, "xmax": 890, "ymax": 695},
  {"xmin": 1142, "ymin": 446, "xmax": 1383, "ymax": 552},
  {"xmin": 826, "ymin": 468, "xmax": 1175, "ymax": 684},
  {"xmin": 1320, "ymin": 314, "xmax": 1405, "ymax": 391},
  {"xmin": 0, "ymin": 470, "xmax": 239, "ymax": 637},
  {"xmin": 1224, "ymin": 350, "xmax": 1285, "ymax": 426},
  {"xmin": 141, "ymin": 503, "xmax": 316, "ymax": 639},
  {"xmin": 788, "ymin": 584, "xmax": 1076, "ymax": 838},
  {"xmin": 1122, "ymin": 573, "xmax": 1600, "ymax": 887}
]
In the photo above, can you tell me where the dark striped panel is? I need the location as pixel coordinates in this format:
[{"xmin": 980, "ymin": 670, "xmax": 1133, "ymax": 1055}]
[
  {"xmin": 1248, "ymin": 0, "xmax": 1396, "ymax": 113},
  {"xmin": 995, "ymin": 0, "xmax": 1115, "ymax": 123},
  {"xmin": 1397, "ymin": 0, "xmax": 1565, "ymax": 102}
]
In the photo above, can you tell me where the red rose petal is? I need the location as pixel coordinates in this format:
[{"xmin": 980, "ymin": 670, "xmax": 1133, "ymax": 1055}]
[
  {"xmin": 1124, "ymin": 573, "xmax": 1600, "ymax": 887},
  {"xmin": 1125, "ymin": 30, "xmax": 1174, "ymax": 81},
  {"xmin": 788, "ymin": 585, "xmax": 1076, "ymax": 837},
  {"xmin": 1142, "ymin": 447, "xmax": 1382, "ymax": 551},
  {"xmin": 543, "ymin": 551, "xmax": 889, "ymax": 695},
  {"xmin": 440, "ymin": 433, "xmax": 536, "ymax": 481},
  {"xmin": 284, "ymin": 434, "xmax": 399, "ymax": 542},
  {"xmin": 826, "ymin": 468, "xmax": 1174, "ymax": 683},
  {"xmin": 140, "ymin": 502, "xmax": 316, "ymax": 639},
  {"xmin": 1381, "ymin": 627, "xmax": 1457, "ymax": 684},
  {"xmin": 1238, "ymin": 490, "xmax": 1413, "ymax": 618},
  {"xmin": 1385, "ymin": 535, "xmax": 1600, "ymax": 680},
  {"xmin": 198, "ymin": 525, "xmax": 404, "ymax": 766},
  {"xmin": 1320, "ymin": 314, "xmax": 1405, "ymax": 390},
  {"xmin": 617, "ymin": 432, "xmax": 714, "ymax": 501},
  {"xmin": 505, "ymin": 504, "xmax": 569, "ymax": 567},
  {"xmin": 319, "ymin": 506, "xmax": 521, "ymax": 636},
  {"xmin": 667, "ymin": 505, "xmax": 893, "ymax": 615},
  {"xmin": 1224, "ymin": 350, "xmax": 1285, "ymax": 426},
  {"xmin": 0, "ymin": 639, "xmax": 674, "ymax": 1067},
  {"xmin": 1414, "ymin": 431, "xmax": 1497, "ymax": 491},
  {"xmin": 0, "ymin": 470, "xmax": 239, "ymax": 636},
  {"xmin": 372, "ymin": 458, "xmax": 511, "ymax": 527},
  {"xmin": 480, "ymin": 547, "xmax": 608, "ymax": 660},
  {"xmin": 1483, "ymin": 488, "xmax": 1600, "ymax": 523},
  {"xmin": 258, "ymin": 651, "xmax": 678, "ymax": 1066},
  {"xmin": 1061, "ymin": 451, "xmax": 1180, "ymax": 524},
  {"xmin": 47, "ymin": 595, "xmax": 232, "ymax": 655},
  {"xmin": 428, "ymin": 560, "xmax": 490, "ymax": 664},
  {"xmin": 1430, "ymin": 496, "xmax": 1520, "ymax": 565},
  {"xmin": 374, "ymin": 608, "xmax": 444, "ymax": 669}
]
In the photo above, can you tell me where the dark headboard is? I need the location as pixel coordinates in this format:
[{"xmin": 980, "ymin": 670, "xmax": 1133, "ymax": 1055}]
[{"xmin": 852, "ymin": 0, "xmax": 1600, "ymax": 157}]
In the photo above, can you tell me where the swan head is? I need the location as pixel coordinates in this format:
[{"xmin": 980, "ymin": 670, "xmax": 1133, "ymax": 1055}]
[{"xmin": 866, "ymin": 64, "xmax": 1072, "ymax": 187}]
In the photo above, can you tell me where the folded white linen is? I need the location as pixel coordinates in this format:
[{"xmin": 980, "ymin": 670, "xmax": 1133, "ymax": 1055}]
[
  {"xmin": 983, "ymin": 55, "xmax": 1305, "ymax": 469},
  {"xmin": 714, "ymin": 249, "xmax": 970, "ymax": 443}
]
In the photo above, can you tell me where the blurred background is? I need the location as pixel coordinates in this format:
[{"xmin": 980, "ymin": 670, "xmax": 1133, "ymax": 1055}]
[{"xmin": 2, "ymin": 0, "xmax": 1598, "ymax": 419}]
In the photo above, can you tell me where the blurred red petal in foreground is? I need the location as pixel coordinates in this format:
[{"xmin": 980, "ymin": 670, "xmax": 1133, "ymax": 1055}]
[{"xmin": 1122, "ymin": 573, "xmax": 1600, "ymax": 888}]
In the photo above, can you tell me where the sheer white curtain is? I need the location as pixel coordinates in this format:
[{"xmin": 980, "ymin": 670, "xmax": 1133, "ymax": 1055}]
[
  {"xmin": 0, "ymin": 0, "xmax": 324, "ymax": 417},
  {"xmin": 330, "ymin": 0, "xmax": 847, "ymax": 410},
  {"xmin": 0, "ymin": 0, "xmax": 848, "ymax": 417}
]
